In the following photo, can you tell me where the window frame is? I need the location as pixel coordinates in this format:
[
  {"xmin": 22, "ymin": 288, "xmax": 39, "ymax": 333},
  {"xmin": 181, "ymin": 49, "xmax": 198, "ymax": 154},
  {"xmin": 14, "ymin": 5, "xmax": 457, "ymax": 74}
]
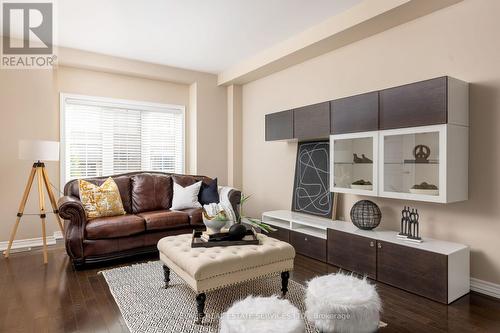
[{"xmin": 59, "ymin": 93, "xmax": 186, "ymax": 186}]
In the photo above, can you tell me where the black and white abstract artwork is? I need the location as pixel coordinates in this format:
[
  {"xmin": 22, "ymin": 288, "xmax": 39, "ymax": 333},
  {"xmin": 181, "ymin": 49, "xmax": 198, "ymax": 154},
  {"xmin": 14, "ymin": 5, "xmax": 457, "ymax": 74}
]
[{"xmin": 292, "ymin": 141, "xmax": 334, "ymax": 218}]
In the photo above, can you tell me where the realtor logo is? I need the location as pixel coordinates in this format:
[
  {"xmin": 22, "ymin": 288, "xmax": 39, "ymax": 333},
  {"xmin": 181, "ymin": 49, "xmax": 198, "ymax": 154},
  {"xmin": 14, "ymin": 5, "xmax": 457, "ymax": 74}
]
[{"xmin": 1, "ymin": 1, "xmax": 56, "ymax": 68}]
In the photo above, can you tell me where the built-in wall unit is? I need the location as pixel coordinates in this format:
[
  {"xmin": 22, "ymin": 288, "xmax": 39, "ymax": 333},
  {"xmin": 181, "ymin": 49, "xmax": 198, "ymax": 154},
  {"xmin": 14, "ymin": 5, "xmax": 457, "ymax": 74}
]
[{"xmin": 263, "ymin": 76, "xmax": 470, "ymax": 304}]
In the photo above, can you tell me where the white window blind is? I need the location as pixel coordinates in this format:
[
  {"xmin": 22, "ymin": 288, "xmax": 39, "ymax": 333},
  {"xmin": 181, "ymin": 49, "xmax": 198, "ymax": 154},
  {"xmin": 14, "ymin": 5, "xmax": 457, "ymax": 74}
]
[{"xmin": 61, "ymin": 95, "xmax": 184, "ymax": 185}]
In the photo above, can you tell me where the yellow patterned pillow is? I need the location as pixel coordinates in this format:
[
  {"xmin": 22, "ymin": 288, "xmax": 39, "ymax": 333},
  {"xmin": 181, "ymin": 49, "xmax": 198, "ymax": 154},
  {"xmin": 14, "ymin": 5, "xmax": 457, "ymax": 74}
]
[{"xmin": 79, "ymin": 177, "xmax": 126, "ymax": 219}]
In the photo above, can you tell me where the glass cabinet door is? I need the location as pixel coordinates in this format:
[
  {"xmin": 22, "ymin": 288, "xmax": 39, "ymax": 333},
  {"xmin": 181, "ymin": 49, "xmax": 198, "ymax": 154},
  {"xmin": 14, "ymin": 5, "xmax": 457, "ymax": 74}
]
[
  {"xmin": 330, "ymin": 131, "xmax": 378, "ymax": 195},
  {"xmin": 380, "ymin": 125, "xmax": 445, "ymax": 201}
]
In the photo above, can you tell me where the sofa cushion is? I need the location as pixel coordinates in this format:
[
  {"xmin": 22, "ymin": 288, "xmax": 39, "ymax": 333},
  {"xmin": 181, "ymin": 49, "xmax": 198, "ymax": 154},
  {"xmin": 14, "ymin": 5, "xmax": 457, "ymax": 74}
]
[
  {"xmin": 79, "ymin": 177, "xmax": 126, "ymax": 219},
  {"xmin": 85, "ymin": 214, "xmax": 145, "ymax": 240},
  {"xmin": 131, "ymin": 174, "xmax": 173, "ymax": 213},
  {"xmin": 68, "ymin": 176, "xmax": 132, "ymax": 213},
  {"xmin": 178, "ymin": 207, "xmax": 203, "ymax": 225},
  {"xmin": 137, "ymin": 210, "xmax": 190, "ymax": 231},
  {"xmin": 171, "ymin": 181, "xmax": 202, "ymax": 210},
  {"xmin": 199, "ymin": 178, "xmax": 220, "ymax": 205}
]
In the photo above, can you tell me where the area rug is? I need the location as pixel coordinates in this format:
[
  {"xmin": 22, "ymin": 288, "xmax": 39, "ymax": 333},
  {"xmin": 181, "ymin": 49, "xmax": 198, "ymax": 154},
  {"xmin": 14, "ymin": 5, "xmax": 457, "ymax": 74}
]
[
  {"xmin": 101, "ymin": 261, "xmax": 316, "ymax": 332},
  {"xmin": 101, "ymin": 261, "xmax": 387, "ymax": 333}
]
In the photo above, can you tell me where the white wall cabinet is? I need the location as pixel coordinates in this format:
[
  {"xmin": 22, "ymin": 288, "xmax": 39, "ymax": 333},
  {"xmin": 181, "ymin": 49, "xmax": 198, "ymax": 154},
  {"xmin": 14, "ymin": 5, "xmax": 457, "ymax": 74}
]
[
  {"xmin": 330, "ymin": 131, "xmax": 378, "ymax": 196},
  {"xmin": 330, "ymin": 124, "xmax": 468, "ymax": 203}
]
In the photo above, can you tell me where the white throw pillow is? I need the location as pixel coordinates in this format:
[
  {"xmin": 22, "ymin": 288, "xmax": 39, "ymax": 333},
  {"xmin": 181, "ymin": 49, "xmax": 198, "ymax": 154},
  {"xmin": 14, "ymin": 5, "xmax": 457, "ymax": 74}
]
[{"xmin": 171, "ymin": 181, "xmax": 202, "ymax": 210}]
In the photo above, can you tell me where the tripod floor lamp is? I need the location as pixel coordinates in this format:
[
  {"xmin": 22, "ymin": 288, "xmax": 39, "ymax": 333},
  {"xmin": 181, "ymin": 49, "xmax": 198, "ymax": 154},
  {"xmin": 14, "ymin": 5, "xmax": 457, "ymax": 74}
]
[{"xmin": 3, "ymin": 140, "xmax": 64, "ymax": 264}]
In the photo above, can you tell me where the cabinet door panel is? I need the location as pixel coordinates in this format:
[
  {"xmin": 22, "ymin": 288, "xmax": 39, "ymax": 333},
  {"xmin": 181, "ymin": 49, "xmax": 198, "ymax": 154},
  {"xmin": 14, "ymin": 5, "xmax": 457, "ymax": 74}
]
[
  {"xmin": 294, "ymin": 102, "xmax": 330, "ymax": 139},
  {"xmin": 265, "ymin": 110, "xmax": 293, "ymax": 141},
  {"xmin": 331, "ymin": 92, "xmax": 379, "ymax": 134},
  {"xmin": 380, "ymin": 77, "xmax": 447, "ymax": 129},
  {"xmin": 290, "ymin": 231, "xmax": 326, "ymax": 262},
  {"xmin": 377, "ymin": 241, "xmax": 448, "ymax": 303},
  {"xmin": 327, "ymin": 229, "xmax": 376, "ymax": 279},
  {"xmin": 268, "ymin": 226, "xmax": 290, "ymax": 243}
]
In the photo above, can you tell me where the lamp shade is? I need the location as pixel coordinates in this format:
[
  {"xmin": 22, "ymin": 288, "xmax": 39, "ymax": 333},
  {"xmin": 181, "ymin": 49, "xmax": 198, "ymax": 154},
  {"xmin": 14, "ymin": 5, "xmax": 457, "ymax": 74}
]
[{"xmin": 19, "ymin": 140, "xmax": 60, "ymax": 161}]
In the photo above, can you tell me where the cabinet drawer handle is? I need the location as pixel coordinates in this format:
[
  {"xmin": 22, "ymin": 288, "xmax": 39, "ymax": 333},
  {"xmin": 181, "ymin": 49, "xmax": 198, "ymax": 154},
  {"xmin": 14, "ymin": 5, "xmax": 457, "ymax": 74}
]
[
  {"xmin": 304, "ymin": 237, "xmax": 308, "ymax": 241},
  {"xmin": 369, "ymin": 241, "xmax": 375, "ymax": 247},
  {"xmin": 377, "ymin": 242, "xmax": 382, "ymax": 249}
]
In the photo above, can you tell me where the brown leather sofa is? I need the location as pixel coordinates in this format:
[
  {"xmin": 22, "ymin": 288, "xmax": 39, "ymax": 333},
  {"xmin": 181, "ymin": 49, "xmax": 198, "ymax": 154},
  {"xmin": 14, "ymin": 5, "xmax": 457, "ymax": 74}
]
[{"xmin": 57, "ymin": 171, "xmax": 241, "ymax": 269}]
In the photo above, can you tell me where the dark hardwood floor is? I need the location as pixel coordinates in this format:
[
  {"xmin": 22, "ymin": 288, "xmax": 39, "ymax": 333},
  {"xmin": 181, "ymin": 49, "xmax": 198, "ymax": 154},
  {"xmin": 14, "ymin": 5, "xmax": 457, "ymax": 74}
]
[{"xmin": 1, "ymin": 242, "xmax": 500, "ymax": 333}]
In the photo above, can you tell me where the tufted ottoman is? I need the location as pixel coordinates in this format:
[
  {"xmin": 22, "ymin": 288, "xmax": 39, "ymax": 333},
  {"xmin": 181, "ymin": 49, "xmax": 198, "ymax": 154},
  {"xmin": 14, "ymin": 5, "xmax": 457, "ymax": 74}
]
[{"xmin": 157, "ymin": 233, "xmax": 295, "ymax": 324}]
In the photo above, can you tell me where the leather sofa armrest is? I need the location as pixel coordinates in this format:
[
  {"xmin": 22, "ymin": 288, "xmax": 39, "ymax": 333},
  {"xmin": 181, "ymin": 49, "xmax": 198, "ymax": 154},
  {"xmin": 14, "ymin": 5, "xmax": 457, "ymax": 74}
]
[
  {"xmin": 58, "ymin": 195, "xmax": 86, "ymax": 224},
  {"xmin": 58, "ymin": 195, "xmax": 86, "ymax": 262}
]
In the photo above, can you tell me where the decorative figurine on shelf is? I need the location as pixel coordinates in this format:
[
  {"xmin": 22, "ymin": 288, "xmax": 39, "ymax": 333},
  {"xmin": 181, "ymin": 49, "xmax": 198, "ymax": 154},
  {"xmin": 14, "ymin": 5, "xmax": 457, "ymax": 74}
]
[
  {"xmin": 397, "ymin": 206, "xmax": 423, "ymax": 243},
  {"xmin": 353, "ymin": 153, "xmax": 373, "ymax": 164},
  {"xmin": 397, "ymin": 206, "xmax": 410, "ymax": 239},
  {"xmin": 353, "ymin": 153, "xmax": 363, "ymax": 163},
  {"xmin": 413, "ymin": 144, "xmax": 431, "ymax": 163},
  {"xmin": 361, "ymin": 154, "xmax": 372, "ymax": 163}
]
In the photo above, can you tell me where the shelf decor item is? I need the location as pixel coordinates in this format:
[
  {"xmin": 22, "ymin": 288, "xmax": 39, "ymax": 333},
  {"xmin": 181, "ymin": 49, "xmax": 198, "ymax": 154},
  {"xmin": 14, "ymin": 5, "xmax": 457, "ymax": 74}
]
[
  {"xmin": 202, "ymin": 203, "xmax": 229, "ymax": 234},
  {"xmin": 352, "ymin": 153, "xmax": 373, "ymax": 164},
  {"xmin": 3, "ymin": 140, "xmax": 64, "ymax": 264},
  {"xmin": 350, "ymin": 200, "xmax": 381, "ymax": 230},
  {"xmin": 409, "ymin": 182, "xmax": 439, "ymax": 196},
  {"xmin": 398, "ymin": 206, "xmax": 423, "ymax": 243},
  {"xmin": 350, "ymin": 179, "xmax": 373, "ymax": 190},
  {"xmin": 413, "ymin": 144, "xmax": 431, "ymax": 163}
]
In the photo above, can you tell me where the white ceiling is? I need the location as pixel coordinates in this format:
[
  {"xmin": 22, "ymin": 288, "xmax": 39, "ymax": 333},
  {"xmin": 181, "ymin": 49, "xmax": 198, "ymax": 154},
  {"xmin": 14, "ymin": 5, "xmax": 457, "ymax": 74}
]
[{"xmin": 52, "ymin": 0, "xmax": 361, "ymax": 73}]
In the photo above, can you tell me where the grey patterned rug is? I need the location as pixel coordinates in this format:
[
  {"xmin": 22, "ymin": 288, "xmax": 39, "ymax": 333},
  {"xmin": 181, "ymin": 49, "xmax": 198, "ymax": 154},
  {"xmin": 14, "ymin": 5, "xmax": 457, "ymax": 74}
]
[{"xmin": 101, "ymin": 261, "xmax": 317, "ymax": 333}]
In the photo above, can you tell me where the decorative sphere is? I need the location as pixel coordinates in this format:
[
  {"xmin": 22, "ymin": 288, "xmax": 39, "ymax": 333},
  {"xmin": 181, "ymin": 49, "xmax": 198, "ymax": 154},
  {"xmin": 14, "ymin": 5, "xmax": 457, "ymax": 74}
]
[
  {"xmin": 228, "ymin": 224, "xmax": 247, "ymax": 241},
  {"xmin": 350, "ymin": 200, "xmax": 381, "ymax": 230}
]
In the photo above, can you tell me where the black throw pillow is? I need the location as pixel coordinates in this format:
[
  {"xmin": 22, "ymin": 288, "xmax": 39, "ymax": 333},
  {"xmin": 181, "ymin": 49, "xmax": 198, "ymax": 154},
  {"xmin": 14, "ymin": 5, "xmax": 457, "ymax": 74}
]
[{"xmin": 199, "ymin": 178, "xmax": 219, "ymax": 205}]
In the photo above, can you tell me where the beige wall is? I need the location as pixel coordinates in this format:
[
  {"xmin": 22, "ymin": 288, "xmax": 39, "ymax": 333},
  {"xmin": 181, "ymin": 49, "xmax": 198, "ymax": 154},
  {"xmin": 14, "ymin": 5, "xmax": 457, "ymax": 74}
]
[
  {"xmin": 241, "ymin": 0, "xmax": 500, "ymax": 284},
  {"xmin": 0, "ymin": 70, "xmax": 58, "ymax": 241},
  {"xmin": 0, "ymin": 55, "xmax": 227, "ymax": 243}
]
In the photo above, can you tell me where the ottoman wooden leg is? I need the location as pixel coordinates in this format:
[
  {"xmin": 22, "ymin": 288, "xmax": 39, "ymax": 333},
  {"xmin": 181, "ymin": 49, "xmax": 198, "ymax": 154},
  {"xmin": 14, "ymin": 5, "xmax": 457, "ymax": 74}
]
[
  {"xmin": 281, "ymin": 271, "xmax": 290, "ymax": 295},
  {"xmin": 163, "ymin": 264, "xmax": 170, "ymax": 288},
  {"xmin": 195, "ymin": 293, "xmax": 206, "ymax": 324}
]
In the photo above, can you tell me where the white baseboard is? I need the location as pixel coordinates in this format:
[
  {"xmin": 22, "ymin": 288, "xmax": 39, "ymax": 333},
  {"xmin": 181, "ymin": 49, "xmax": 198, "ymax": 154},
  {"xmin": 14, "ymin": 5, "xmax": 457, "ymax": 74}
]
[
  {"xmin": 0, "ymin": 231, "xmax": 63, "ymax": 251},
  {"xmin": 470, "ymin": 278, "xmax": 500, "ymax": 299}
]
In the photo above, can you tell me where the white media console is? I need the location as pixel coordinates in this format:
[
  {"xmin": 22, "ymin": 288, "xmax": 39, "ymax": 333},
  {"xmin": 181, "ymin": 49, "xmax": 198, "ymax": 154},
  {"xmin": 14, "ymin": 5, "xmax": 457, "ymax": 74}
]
[{"xmin": 262, "ymin": 210, "xmax": 470, "ymax": 304}]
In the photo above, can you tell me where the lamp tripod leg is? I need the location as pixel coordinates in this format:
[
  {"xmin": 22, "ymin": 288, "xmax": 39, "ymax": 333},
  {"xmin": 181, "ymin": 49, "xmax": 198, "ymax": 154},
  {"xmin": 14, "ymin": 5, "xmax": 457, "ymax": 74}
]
[
  {"xmin": 4, "ymin": 166, "xmax": 37, "ymax": 258},
  {"xmin": 41, "ymin": 166, "xmax": 64, "ymax": 233},
  {"xmin": 36, "ymin": 167, "xmax": 48, "ymax": 264}
]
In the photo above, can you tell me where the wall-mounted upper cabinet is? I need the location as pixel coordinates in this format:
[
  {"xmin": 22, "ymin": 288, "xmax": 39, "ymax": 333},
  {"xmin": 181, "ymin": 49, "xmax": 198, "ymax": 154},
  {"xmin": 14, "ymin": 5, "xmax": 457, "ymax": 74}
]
[
  {"xmin": 265, "ymin": 76, "xmax": 468, "ymax": 143},
  {"xmin": 293, "ymin": 101, "xmax": 330, "ymax": 140},
  {"xmin": 379, "ymin": 76, "xmax": 469, "ymax": 130},
  {"xmin": 331, "ymin": 92, "xmax": 379, "ymax": 134},
  {"xmin": 265, "ymin": 110, "xmax": 294, "ymax": 141}
]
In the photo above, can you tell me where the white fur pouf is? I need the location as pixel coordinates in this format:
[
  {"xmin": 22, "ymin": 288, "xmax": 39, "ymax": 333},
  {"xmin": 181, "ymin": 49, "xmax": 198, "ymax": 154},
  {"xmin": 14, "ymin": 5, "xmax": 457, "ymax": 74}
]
[
  {"xmin": 305, "ymin": 274, "xmax": 381, "ymax": 333},
  {"xmin": 220, "ymin": 295, "xmax": 304, "ymax": 333}
]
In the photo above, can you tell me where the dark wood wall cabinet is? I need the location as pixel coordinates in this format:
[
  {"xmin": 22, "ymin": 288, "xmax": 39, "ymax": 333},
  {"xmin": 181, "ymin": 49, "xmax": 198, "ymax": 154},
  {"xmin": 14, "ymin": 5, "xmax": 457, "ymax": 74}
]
[
  {"xmin": 293, "ymin": 102, "xmax": 330, "ymax": 140},
  {"xmin": 327, "ymin": 229, "xmax": 376, "ymax": 279},
  {"xmin": 268, "ymin": 226, "xmax": 290, "ymax": 243},
  {"xmin": 331, "ymin": 91, "xmax": 379, "ymax": 134},
  {"xmin": 326, "ymin": 227, "xmax": 470, "ymax": 304},
  {"xmin": 290, "ymin": 230, "xmax": 327, "ymax": 262},
  {"xmin": 379, "ymin": 76, "xmax": 468, "ymax": 129},
  {"xmin": 376, "ymin": 240, "xmax": 448, "ymax": 303},
  {"xmin": 265, "ymin": 110, "xmax": 294, "ymax": 141},
  {"xmin": 264, "ymin": 76, "xmax": 468, "ymax": 141}
]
